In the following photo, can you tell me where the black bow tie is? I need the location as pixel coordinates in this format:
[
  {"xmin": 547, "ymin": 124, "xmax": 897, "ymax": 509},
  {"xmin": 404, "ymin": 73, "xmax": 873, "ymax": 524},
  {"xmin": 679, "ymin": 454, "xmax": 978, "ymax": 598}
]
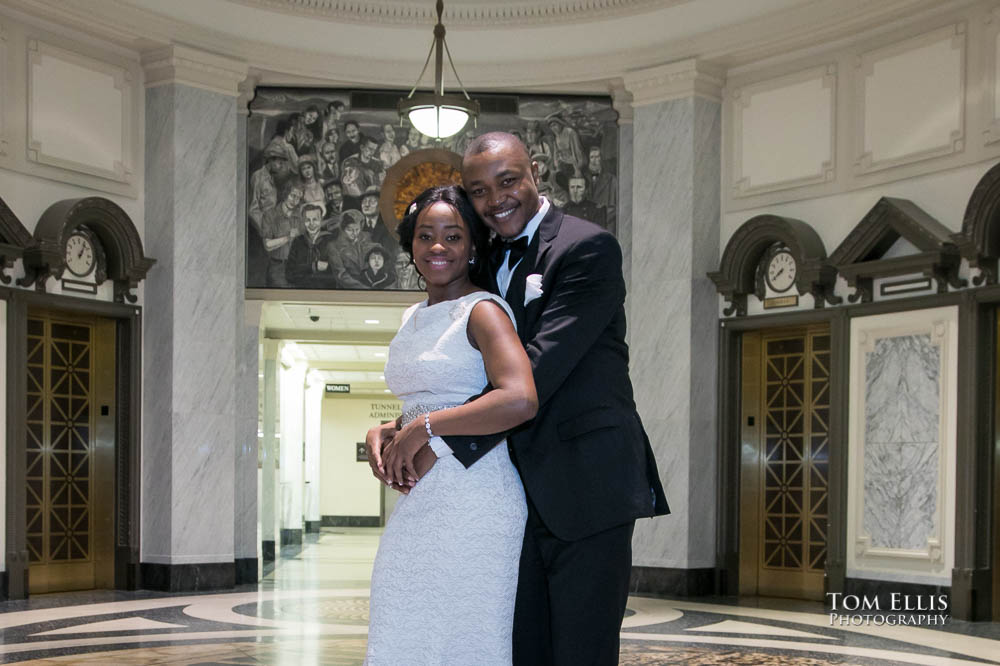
[{"xmin": 492, "ymin": 236, "xmax": 529, "ymax": 270}]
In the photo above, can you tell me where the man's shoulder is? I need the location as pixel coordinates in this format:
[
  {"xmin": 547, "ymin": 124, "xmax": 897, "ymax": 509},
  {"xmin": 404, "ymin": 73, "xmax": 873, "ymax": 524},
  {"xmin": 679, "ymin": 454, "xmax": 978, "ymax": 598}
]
[{"xmin": 554, "ymin": 210, "xmax": 615, "ymax": 245}]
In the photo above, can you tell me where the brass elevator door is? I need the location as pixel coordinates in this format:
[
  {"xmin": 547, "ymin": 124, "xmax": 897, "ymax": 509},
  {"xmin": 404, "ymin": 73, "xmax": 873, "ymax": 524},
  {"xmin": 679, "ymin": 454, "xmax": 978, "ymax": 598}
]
[
  {"xmin": 26, "ymin": 312, "xmax": 116, "ymax": 594},
  {"xmin": 740, "ymin": 326, "xmax": 830, "ymax": 601}
]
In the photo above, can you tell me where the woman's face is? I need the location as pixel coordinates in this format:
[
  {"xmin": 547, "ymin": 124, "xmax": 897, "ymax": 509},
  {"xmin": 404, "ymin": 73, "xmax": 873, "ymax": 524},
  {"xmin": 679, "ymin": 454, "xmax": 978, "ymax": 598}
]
[
  {"xmin": 395, "ymin": 252, "xmax": 411, "ymax": 273},
  {"xmin": 284, "ymin": 188, "xmax": 303, "ymax": 208},
  {"xmin": 411, "ymin": 202, "xmax": 473, "ymax": 287},
  {"xmin": 369, "ymin": 252, "xmax": 385, "ymax": 271},
  {"xmin": 408, "ymin": 127, "xmax": 421, "ymax": 144},
  {"xmin": 383, "ymin": 124, "xmax": 396, "ymax": 142},
  {"xmin": 300, "ymin": 162, "xmax": 315, "ymax": 180}
]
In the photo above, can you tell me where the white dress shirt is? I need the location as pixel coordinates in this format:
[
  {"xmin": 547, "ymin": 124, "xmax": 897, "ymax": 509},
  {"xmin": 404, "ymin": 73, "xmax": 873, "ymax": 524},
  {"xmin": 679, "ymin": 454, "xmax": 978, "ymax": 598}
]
[{"xmin": 428, "ymin": 197, "xmax": 549, "ymax": 458}]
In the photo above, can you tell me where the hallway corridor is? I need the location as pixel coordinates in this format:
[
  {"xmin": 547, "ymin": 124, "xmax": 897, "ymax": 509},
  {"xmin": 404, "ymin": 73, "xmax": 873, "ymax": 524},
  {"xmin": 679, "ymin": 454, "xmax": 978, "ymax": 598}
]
[{"xmin": 0, "ymin": 529, "xmax": 996, "ymax": 664}]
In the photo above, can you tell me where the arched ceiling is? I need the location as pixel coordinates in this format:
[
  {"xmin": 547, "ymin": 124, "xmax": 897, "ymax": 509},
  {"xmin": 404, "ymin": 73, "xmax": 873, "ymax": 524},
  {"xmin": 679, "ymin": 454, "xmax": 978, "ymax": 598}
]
[{"xmin": 7, "ymin": 0, "xmax": 952, "ymax": 91}]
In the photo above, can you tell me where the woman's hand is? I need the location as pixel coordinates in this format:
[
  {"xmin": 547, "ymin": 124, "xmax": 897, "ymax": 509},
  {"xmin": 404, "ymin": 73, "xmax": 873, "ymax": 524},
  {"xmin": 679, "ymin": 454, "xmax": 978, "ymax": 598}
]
[{"xmin": 382, "ymin": 417, "xmax": 429, "ymax": 486}]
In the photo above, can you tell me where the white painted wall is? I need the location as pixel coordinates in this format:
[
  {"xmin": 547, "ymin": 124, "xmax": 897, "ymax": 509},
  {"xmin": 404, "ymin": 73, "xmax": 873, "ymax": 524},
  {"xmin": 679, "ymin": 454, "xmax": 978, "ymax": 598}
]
[
  {"xmin": 278, "ymin": 346, "xmax": 306, "ymax": 532},
  {"xmin": 303, "ymin": 373, "xmax": 324, "ymax": 524},
  {"xmin": 0, "ymin": 299, "xmax": 6, "ymax": 573},
  {"xmin": 320, "ymin": 396, "xmax": 400, "ymax": 518}
]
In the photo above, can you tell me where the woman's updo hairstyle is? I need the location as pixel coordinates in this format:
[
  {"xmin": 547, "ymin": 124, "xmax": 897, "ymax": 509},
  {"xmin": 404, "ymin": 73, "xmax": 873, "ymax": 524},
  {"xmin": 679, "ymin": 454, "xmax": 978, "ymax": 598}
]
[{"xmin": 396, "ymin": 185, "xmax": 491, "ymax": 289}]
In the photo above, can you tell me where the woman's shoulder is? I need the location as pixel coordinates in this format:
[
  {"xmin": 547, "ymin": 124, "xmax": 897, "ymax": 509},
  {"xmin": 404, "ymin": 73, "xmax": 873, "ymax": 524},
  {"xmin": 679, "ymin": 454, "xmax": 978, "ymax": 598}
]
[{"xmin": 464, "ymin": 291, "xmax": 515, "ymax": 326}]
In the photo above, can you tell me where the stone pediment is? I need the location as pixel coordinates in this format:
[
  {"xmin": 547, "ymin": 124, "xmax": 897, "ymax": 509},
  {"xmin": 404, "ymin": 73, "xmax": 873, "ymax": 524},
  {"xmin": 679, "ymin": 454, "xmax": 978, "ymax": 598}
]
[
  {"xmin": 0, "ymin": 196, "xmax": 33, "ymax": 285},
  {"xmin": 709, "ymin": 214, "xmax": 837, "ymax": 316},
  {"xmin": 829, "ymin": 197, "xmax": 963, "ymax": 303}
]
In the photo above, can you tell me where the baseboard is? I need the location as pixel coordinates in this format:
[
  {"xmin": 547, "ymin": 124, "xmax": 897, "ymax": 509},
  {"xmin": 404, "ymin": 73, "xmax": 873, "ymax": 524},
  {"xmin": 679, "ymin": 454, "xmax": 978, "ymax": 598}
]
[
  {"xmin": 140, "ymin": 562, "xmax": 235, "ymax": 592},
  {"xmin": 280, "ymin": 528, "xmax": 303, "ymax": 546},
  {"xmin": 235, "ymin": 558, "xmax": 258, "ymax": 585},
  {"xmin": 321, "ymin": 515, "xmax": 380, "ymax": 527},
  {"xmin": 262, "ymin": 540, "xmax": 275, "ymax": 562},
  {"xmin": 629, "ymin": 566, "xmax": 715, "ymax": 597},
  {"xmin": 0, "ymin": 570, "xmax": 7, "ymax": 601},
  {"xmin": 305, "ymin": 520, "xmax": 322, "ymax": 533}
]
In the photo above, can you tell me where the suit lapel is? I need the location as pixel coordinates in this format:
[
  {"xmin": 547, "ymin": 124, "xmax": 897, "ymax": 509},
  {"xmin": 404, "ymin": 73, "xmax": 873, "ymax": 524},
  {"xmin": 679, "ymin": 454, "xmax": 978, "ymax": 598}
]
[{"xmin": 504, "ymin": 205, "xmax": 563, "ymax": 342}]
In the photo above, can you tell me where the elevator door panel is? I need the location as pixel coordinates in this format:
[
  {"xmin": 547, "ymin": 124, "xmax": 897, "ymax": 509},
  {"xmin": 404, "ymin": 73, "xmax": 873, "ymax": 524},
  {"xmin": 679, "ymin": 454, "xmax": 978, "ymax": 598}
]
[
  {"xmin": 741, "ymin": 326, "xmax": 830, "ymax": 601},
  {"xmin": 26, "ymin": 313, "xmax": 115, "ymax": 593}
]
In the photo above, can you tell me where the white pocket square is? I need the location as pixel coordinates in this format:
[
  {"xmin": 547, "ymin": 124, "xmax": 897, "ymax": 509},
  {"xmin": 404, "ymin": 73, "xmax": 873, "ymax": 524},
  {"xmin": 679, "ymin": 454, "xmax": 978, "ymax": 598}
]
[{"xmin": 524, "ymin": 273, "xmax": 544, "ymax": 306}]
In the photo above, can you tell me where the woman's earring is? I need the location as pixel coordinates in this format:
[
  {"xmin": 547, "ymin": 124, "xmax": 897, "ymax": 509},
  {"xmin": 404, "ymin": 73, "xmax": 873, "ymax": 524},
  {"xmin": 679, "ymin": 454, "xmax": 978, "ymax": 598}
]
[{"xmin": 469, "ymin": 256, "xmax": 477, "ymax": 265}]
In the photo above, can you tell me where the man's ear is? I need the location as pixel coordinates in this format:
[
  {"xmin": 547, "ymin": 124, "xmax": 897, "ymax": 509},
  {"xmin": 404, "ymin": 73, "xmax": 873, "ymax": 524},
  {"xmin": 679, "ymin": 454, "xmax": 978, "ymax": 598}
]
[{"xmin": 530, "ymin": 160, "xmax": 540, "ymax": 184}]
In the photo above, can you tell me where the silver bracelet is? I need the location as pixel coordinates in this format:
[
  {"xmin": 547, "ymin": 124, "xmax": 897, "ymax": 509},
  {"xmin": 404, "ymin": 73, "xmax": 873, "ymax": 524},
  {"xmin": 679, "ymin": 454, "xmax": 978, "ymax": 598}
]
[{"xmin": 424, "ymin": 412, "xmax": 434, "ymax": 439}]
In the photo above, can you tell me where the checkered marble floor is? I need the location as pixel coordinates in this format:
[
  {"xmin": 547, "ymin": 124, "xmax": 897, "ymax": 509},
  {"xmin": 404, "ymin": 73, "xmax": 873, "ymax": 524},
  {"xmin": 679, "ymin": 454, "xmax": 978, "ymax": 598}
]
[{"xmin": 0, "ymin": 529, "xmax": 997, "ymax": 665}]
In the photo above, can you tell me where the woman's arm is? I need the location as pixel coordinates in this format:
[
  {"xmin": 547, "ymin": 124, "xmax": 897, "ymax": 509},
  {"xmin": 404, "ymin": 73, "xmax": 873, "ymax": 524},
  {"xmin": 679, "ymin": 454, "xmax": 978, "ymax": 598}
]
[{"xmin": 382, "ymin": 299, "xmax": 537, "ymax": 485}]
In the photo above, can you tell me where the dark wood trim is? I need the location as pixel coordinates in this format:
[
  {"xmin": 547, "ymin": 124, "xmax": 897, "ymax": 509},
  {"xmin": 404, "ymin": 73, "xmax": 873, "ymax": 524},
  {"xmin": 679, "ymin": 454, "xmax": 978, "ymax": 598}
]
[
  {"xmin": 0, "ymin": 196, "xmax": 32, "ymax": 248},
  {"xmin": 1, "ymin": 287, "xmax": 142, "ymax": 597},
  {"xmin": 715, "ymin": 309, "xmax": 842, "ymax": 599},
  {"xmin": 19, "ymin": 197, "xmax": 155, "ymax": 303},
  {"xmin": 955, "ymin": 159, "xmax": 1000, "ymax": 285},
  {"xmin": 3, "ymin": 292, "xmax": 28, "ymax": 599}
]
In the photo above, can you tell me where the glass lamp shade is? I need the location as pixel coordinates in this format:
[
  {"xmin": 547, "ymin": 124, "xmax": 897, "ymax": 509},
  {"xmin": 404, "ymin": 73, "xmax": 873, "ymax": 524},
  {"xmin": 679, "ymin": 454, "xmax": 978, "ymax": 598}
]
[{"xmin": 407, "ymin": 105, "xmax": 470, "ymax": 139}]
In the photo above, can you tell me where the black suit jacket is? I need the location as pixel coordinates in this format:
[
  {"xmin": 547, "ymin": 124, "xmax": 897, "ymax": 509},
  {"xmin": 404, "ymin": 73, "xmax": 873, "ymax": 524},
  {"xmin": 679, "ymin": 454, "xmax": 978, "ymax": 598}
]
[{"xmin": 445, "ymin": 206, "xmax": 668, "ymax": 541}]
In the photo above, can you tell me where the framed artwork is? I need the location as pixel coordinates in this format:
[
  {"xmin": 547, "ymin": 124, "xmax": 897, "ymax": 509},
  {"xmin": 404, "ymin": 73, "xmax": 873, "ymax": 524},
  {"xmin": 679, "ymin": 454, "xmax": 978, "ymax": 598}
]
[{"xmin": 246, "ymin": 87, "xmax": 618, "ymax": 291}]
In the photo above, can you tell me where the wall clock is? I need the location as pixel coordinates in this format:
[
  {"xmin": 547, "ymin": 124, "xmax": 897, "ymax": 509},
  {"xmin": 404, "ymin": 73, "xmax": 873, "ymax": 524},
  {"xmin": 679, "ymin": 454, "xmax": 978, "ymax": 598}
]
[
  {"xmin": 65, "ymin": 229, "xmax": 96, "ymax": 278},
  {"xmin": 764, "ymin": 246, "xmax": 797, "ymax": 293}
]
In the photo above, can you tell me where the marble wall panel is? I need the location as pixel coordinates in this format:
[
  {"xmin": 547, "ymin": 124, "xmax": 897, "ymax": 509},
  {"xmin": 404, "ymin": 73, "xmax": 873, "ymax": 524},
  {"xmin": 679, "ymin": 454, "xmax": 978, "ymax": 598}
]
[
  {"xmin": 619, "ymin": 123, "xmax": 633, "ymax": 317},
  {"xmin": 629, "ymin": 95, "xmax": 720, "ymax": 568},
  {"xmin": 863, "ymin": 334, "xmax": 939, "ymax": 550}
]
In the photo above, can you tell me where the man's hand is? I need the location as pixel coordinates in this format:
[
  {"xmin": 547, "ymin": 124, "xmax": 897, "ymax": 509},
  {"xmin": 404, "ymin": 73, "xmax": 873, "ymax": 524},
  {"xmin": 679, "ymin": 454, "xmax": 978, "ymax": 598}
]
[{"xmin": 365, "ymin": 421, "xmax": 398, "ymax": 485}]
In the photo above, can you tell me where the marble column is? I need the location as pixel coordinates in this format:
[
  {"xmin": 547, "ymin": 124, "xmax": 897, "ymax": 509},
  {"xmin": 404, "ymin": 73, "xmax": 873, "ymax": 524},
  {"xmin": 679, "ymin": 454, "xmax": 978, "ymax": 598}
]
[
  {"xmin": 623, "ymin": 60, "xmax": 722, "ymax": 590},
  {"xmin": 303, "ymin": 376, "xmax": 323, "ymax": 533},
  {"xmin": 278, "ymin": 350, "xmax": 307, "ymax": 546},
  {"xmin": 260, "ymin": 339, "xmax": 279, "ymax": 563},
  {"xmin": 141, "ymin": 45, "xmax": 249, "ymax": 591},
  {"xmin": 610, "ymin": 82, "xmax": 634, "ymax": 336}
]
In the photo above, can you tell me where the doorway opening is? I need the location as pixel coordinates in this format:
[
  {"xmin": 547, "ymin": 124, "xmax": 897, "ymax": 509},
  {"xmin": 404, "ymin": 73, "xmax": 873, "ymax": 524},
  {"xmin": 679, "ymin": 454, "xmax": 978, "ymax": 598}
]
[
  {"xmin": 739, "ymin": 324, "xmax": 831, "ymax": 601},
  {"xmin": 25, "ymin": 309, "xmax": 116, "ymax": 593}
]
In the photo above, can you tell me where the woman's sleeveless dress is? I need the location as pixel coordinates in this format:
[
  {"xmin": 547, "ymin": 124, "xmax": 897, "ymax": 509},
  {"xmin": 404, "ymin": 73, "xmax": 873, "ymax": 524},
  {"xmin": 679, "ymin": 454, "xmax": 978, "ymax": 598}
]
[{"xmin": 365, "ymin": 292, "xmax": 528, "ymax": 665}]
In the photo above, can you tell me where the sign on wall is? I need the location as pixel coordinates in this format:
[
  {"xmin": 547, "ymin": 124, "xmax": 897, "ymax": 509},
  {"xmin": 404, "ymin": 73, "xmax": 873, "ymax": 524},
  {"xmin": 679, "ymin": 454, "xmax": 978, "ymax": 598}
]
[{"xmin": 246, "ymin": 87, "xmax": 619, "ymax": 291}]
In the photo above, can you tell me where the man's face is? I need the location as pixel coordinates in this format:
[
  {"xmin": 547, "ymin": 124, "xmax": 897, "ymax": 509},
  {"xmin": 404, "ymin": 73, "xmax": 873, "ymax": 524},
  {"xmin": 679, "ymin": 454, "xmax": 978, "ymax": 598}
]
[
  {"xmin": 589, "ymin": 149, "xmax": 602, "ymax": 173},
  {"xmin": 266, "ymin": 156, "xmax": 288, "ymax": 177},
  {"xmin": 361, "ymin": 196, "xmax": 379, "ymax": 216},
  {"xmin": 361, "ymin": 140, "xmax": 377, "ymax": 160},
  {"xmin": 462, "ymin": 141, "xmax": 541, "ymax": 239},
  {"xmin": 325, "ymin": 185, "xmax": 343, "ymax": 210},
  {"xmin": 568, "ymin": 178, "xmax": 586, "ymax": 203},
  {"xmin": 303, "ymin": 209, "xmax": 322, "ymax": 235},
  {"xmin": 304, "ymin": 110, "xmax": 319, "ymax": 125},
  {"xmin": 345, "ymin": 124, "xmax": 360, "ymax": 141},
  {"xmin": 526, "ymin": 127, "xmax": 538, "ymax": 143},
  {"xmin": 343, "ymin": 221, "xmax": 361, "ymax": 242},
  {"xmin": 395, "ymin": 252, "xmax": 410, "ymax": 273},
  {"xmin": 322, "ymin": 144, "xmax": 337, "ymax": 165},
  {"xmin": 284, "ymin": 188, "xmax": 303, "ymax": 208}
]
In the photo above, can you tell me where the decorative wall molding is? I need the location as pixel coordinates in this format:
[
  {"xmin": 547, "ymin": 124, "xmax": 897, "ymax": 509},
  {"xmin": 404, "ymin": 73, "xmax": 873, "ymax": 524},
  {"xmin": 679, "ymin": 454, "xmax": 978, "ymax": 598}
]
[
  {"xmin": 0, "ymin": 19, "xmax": 8, "ymax": 159},
  {"xmin": 846, "ymin": 307, "xmax": 958, "ymax": 582},
  {"xmin": 19, "ymin": 197, "xmax": 155, "ymax": 303},
  {"xmin": 981, "ymin": 7, "xmax": 1000, "ymax": 144},
  {"xmin": 730, "ymin": 64, "xmax": 836, "ymax": 198},
  {"xmin": 608, "ymin": 80, "xmax": 633, "ymax": 125},
  {"xmin": 853, "ymin": 23, "xmax": 966, "ymax": 176},
  {"xmin": 829, "ymin": 197, "xmax": 964, "ymax": 304},
  {"xmin": 623, "ymin": 59, "xmax": 724, "ymax": 107},
  {"xmin": 141, "ymin": 44, "xmax": 249, "ymax": 98},
  {"xmin": 26, "ymin": 39, "xmax": 133, "ymax": 184},
  {"xmin": 954, "ymin": 158, "xmax": 1000, "ymax": 285},
  {"xmin": 0, "ymin": 195, "xmax": 32, "ymax": 285},
  {"xmin": 229, "ymin": 0, "xmax": 680, "ymax": 27},
  {"xmin": 708, "ymin": 214, "xmax": 836, "ymax": 317}
]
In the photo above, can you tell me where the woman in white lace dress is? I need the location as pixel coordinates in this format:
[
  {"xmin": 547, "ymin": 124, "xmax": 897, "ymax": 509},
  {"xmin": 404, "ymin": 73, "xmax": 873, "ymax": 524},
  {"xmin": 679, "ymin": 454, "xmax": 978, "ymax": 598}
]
[{"xmin": 364, "ymin": 185, "xmax": 536, "ymax": 665}]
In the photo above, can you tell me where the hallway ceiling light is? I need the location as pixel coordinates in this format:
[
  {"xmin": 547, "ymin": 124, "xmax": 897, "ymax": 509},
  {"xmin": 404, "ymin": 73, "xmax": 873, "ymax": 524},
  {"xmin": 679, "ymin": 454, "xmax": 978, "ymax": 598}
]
[
  {"xmin": 398, "ymin": 0, "xmax": 479, "ymax": 139},
  {"xmin": 364, "ymin": 319, "xmax": 380, "ymax": 324}
]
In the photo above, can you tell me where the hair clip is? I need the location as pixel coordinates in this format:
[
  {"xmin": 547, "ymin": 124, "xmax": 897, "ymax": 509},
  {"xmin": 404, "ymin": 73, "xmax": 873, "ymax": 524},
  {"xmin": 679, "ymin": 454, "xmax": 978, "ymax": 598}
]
[{"xmin": 408, "ymin": 202, "xmax": 418, "ymax": 216}]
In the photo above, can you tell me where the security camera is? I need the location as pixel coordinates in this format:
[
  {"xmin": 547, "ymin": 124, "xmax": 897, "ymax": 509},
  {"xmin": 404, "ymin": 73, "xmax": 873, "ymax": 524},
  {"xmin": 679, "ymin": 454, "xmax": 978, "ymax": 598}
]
[{"xmin": 309, "ymin": 315, "xmax": 320, "ymax": 323}]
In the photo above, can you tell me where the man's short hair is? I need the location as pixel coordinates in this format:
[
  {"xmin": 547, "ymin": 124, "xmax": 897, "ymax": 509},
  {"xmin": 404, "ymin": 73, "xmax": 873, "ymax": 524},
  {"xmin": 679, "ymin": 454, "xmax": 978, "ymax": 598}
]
[
  {"xmin": 302, "ymin": 203, "xmax": 325, "ymax": 218},
  {"xmin": 589, "ymin": 146, "xmax": 601, "ymax": 155},
  {"xmin": 345, "ymin": 120, "xmax": 360, "ymax": 130},
  {"xmin": 463, "ymin": 131, "xmax": 531, "ymax": 162}
]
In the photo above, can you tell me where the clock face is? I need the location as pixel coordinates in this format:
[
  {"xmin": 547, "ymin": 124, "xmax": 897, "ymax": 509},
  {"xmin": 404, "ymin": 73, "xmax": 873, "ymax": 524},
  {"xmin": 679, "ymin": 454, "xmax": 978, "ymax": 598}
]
[
  {"xmin": 765, "ymin": 250, "xmax": 797, "ymax": 293},
  {"xmin": 65, "ymin": 232, "xmax": 96, "ymax": 278}
]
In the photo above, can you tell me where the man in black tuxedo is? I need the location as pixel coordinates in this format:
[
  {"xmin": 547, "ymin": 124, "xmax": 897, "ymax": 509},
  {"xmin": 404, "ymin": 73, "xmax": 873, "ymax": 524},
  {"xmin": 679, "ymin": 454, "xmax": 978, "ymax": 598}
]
[{"xmin": 372, "ymin": 132, "xmax": 667, "ymax": 665}]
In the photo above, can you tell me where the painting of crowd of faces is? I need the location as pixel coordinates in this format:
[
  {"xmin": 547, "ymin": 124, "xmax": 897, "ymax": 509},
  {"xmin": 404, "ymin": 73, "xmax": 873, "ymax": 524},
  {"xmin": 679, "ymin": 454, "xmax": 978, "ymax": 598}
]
[{"xmin": 246, "ymin": 87, "xmax": 618, "ymax": 291}]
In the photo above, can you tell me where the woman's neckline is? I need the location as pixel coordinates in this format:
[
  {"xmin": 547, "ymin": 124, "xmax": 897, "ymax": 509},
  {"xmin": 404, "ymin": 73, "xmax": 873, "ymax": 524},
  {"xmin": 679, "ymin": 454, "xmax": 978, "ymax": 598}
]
[{"xmin": 421, "ymin": 290, "xmax": 490, "ymax": 309}]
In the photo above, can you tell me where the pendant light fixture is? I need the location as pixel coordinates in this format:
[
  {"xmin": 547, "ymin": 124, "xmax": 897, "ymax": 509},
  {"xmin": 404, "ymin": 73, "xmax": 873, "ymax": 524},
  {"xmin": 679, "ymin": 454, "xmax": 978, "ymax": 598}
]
[{"xmin": 398, "ymin": 0, "xmax": 479, "ymax": 139}]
